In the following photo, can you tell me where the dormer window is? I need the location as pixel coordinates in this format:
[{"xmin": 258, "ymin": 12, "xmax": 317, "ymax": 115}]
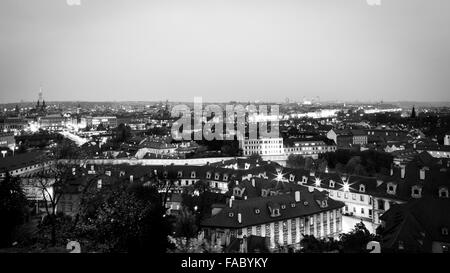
[
  {"xmin": 411, "ymin": 185, "xmax": 422, "ymax": 198},
  {"xmin": 261, "ymin": 189, "xmax": 268, "ymax": 197},
  {"xmin": 233, "ymin": 187, "xmax": 242, "ymax": 197},
  {"xmin": 223, "ymin": 174, "xmax": 229, "ymax": 181},
  {"xmin": 291, "ymin": 203, "xmax": 296, "ymax": 208},
  {"xmin": 206, "ymin": 172, "xmax": 212, "ymax": 179},
  {"xmin": 255, "ymin": 209, "xmax": 260, "ymax": 214},
  {"xmin": 215, "ymin": 173, "xmax": 220, "ymax": 180},
  {"xmin": 443, "ymin": 228, "xmax": 449, "ymax": 236},
  {"xmin": 271, "ymin": 209, "xmax": 281, "ymax": 217},
  {"xmin": 177, "ymin": 171, "xmax": 183, "ymax": 178},
  {"xmin": 289, "ymin": 174, "xmax": 295, "ymax": 182},
  {"xmin": 270, "ymin": 191, "xmax": 277, "ymax": 196},
  {"xmin": 228, "ymin": 212, "xmax": 234, "ymax": 217},
  {"xmin": 439, "ymin": 187, "xmax": 449, "ymax": 198},
  {"xmin": 302, "ymin": 176, "xmax": 307, "ymax": 183},
  {"xmin": 329, "ymin": 180, "xmax": 335, "ymax": 188},
  {"xmin": 163, "ymin": 171, "xmax": 168, "ymax": 178},
  {"xmin": 387, "ymin": 183, "xmax": 397, "ymax": 195},
  {"xmin": 359, "ymin": 184, "xmax": 366, "ymax": 193},
  {"xmin": 281, "ymin": 204, "xmax": 286, "ymax": 210},
  {"xmin": 191, "ymin": 171, "xmax": 196, "ymax": 178}
]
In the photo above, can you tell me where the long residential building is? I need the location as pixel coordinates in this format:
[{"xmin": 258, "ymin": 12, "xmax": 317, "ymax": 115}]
[{"xmin": 201, "ymin": 185, "xmax": 344, "ymax": 252}]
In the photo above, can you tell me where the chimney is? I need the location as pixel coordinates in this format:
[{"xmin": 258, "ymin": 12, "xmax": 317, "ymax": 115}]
[
  {"xmin": 295, "ymin": 191, "xmax": 301, "ymax": 202},
  {"xmin": 238, "ymin": 213, "xmax": 242, "ymax": 224},
  {"xmin": 229, "ymin": 196, "xmax": 234, "ymax": 208},
  {"xmin": 400, "ymin": 166, "xmax": 405, "ymax": 179},
  {"xmin": 130, "ymin": 175, "xmax": 134, "ymax": 182},
  {"xmin": 390, "ymin": 167, "xmax": 393, "ymax": 176}
]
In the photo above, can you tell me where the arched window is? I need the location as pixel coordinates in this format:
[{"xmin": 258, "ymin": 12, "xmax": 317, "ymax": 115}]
[
  {"xmin": 359, "ymin": 184, "xmax": 366, "ymax": 193},
  {"xmin": 439, "ymin": 187, "xmax": 449, "ymax": 198}
]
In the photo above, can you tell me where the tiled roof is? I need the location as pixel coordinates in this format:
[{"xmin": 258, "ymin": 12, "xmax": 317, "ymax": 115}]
[
  {"xmin": 201, "ymin": 185, "xmax": 344, "ymax": 229},
  {"xmin": 0, "ymin": 151, "xmax": 46, "ymax": 171},
  {"xmin": 380, "ymin": 197, "xmax": 450, "ymax": 250}
]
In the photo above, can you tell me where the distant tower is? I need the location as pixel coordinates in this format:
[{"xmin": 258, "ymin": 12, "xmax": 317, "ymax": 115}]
[
  {"xmin": 36, "ymin": 85, "xmax": 43, "ymax": 109},
  {"xmin": 38, "ymin": 86, "xmax": 43, "ymax": 102},
  {"xmin": 411, "ymin": 106, "xmax": 417, "ymax": 119}
]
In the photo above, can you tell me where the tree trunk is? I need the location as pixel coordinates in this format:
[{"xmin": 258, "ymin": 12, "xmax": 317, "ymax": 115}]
[{"xmin": 51, "ymin": 214, "xmax": 57, "ymax": 247}]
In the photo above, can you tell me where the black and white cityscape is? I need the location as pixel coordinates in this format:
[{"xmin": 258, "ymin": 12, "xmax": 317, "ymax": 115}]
[{"xmin": 1, "ymin": 0, "xmax": 450, "ymax": 257}]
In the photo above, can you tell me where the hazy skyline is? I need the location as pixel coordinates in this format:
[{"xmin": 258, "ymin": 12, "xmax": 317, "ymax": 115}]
[{"xmin": 1, "ymin": 0, "xmax": 450, "ymax": 103}]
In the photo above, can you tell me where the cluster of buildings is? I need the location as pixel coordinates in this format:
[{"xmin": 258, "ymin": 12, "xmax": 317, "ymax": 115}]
[
  {"xmin": 242, "ymin": 137, "xmax": 337, "ymax": 163},
  {"xmin": 2, "ymin": 144, "xmax": 448, "ymax": 253}
]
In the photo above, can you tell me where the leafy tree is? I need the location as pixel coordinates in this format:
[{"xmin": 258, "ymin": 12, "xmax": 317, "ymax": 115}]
[
  {"xmin": 74, "ymin": 181, "xmax": 170, "ymax": 253},
  {"xmin": 248, "ymin": 153, "xmax": 262, "ymax": 161},
  {"xmin": 339, "ymin": 222, "xmax": 378, "ymax": 253},
  {"xmin": 113, "ymin": 123, "xmax": 132, "ymax": 143},
  {"xmin": 170, "ymin": 208, "xmax": 199, "ymax": 252},
  {"xmin": 286, "ymin": 154, "xmax": 305, "ymax": 169},
  {"xmin": 33, "ymin": 140, "xmax": 90, "ymax": 247},
  {"xmin": 0, "ymin": 173, "xmax": 29, "ymax": 248}
]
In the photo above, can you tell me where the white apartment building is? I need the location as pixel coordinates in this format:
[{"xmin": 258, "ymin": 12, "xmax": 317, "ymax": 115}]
[{"xmin": 243, "ymin": 138, "xmax": 284, "ymax": 156}]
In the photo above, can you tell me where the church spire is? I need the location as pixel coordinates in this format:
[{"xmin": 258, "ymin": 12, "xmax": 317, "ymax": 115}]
[{"xmin": 411, "ymin": 105, "xmax": 417, "ymax": 119}]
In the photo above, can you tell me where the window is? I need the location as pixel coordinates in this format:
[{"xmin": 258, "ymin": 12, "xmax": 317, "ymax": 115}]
[
  {"xmin": 289, "ymin": 174, "xmax": 295, "ymax": 182},
  {"xmin": 352, "ymin": 193, "xmax": 356, "ymax": 200},
  {"xmin": 439, "ymin": 187, "xmax": 449, "ymax": 198},
  {"xmin": 443, "ymin": 228, "xmax": 449, "ymax": 236},
  {"xmin": 360, "ymin": 195, "xmax": 365, "ymax": 202},
  {"xmin": 361, "ymin": 208, "xmax": 364, "ymax": 214},
  {"xmin": 271, "ymin": 209, "xmax": 281, "ymax": 217},
  {"xmin": 369, "ymin": 209, "xmax": 373, "ymax": 217},
  {"xmin": 359, "ymin": 184, "xmax": 365, "ymax": 193},
  {"xmin": 387, "ymin": 183, "xmax": 397, "ymax": 195},
  {"xmin": 411, "ymin": 185, "xmax": 422, "ymax": 198}
]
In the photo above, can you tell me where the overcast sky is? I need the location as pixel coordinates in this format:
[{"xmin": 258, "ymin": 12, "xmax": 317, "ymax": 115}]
[{"xmin": 0, "ymin": 0, "xmax": 449, "ymax": 103}]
